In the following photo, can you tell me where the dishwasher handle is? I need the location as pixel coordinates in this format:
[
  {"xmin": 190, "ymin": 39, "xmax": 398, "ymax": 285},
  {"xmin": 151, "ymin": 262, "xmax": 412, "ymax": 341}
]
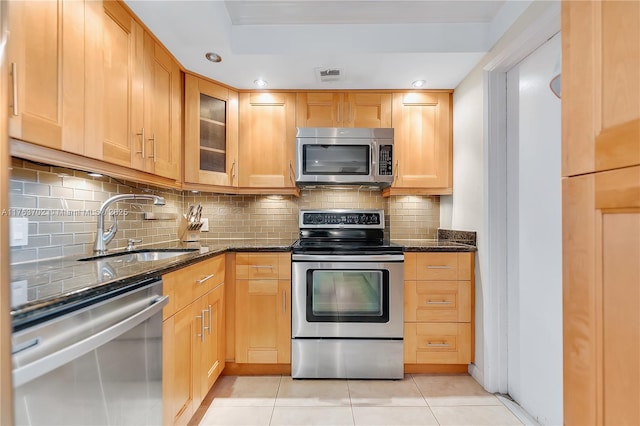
[{"xmin": 12, "ymin": 295, "xmax": 168, "ymax": 388}]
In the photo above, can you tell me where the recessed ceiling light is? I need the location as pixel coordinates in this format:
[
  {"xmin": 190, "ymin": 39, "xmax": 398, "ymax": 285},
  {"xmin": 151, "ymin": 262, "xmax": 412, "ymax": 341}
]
[
  {"xmin": 191, "ymin": 190, "xmax": 200, "ymax": 194},
  {"xmin": 205, "ymin": 52, "xmax": 222, "ymax": 63},
  {"xmin": 412, "ymin": 80, "xmax": 426, "ymax": 88},
  {"xmin": 254, "ymin": 79, "xmax": 268, "ymax": 87},
  {"xmin": 88, "ymin": 172, "xmax": 103, "ymax": 177}
]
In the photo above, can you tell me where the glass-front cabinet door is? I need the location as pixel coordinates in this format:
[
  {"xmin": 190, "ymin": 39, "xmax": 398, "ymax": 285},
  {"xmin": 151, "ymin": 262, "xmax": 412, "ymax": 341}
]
[{"xmin": 184, "ymin": 74, "xmax": 238, "ymax": 188}]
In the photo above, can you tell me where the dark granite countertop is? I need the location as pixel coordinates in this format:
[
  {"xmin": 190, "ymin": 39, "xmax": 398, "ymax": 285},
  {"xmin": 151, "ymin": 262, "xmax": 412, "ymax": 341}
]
[
  {"xmin": 393, "ymin": 239, "xmax": 477, "ymax": 252},
  {"xmin": 10, "ymin": 238, "xmax": 295, "ymax": 330},
  {"xmin": 10, "ymin": 233, "xmax": 476, "ymax": 330}
]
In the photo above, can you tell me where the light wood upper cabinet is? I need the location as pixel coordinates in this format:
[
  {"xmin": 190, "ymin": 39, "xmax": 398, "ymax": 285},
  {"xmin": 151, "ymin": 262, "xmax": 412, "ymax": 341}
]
[
  {"xmin": 387, "ymin": 92, "xmax": 453, "ymax": 195},
  {"xmin": 562, "ymin": 2, "xmax": 640, "ymax": 425},
  {"xmin": 296, "ymin": 92, "xmax": 391, "ymax": 128},
  {"xmin": 85, "ymin": 0, "xmax": 142, "ymax": 166},
  {"xmin": 184, "ymin": 74, "xmax": 239, "ymax": 188},
  {"xmin": 235, "ymin": 253, "xmax": 291, "ymax": 364},
  {"xmin": 86, "ymin": 0, "xmax": 181, "ymax": 181},
  {"xmin": 141, "ymin": 34, "xmax": 182, "ymax": 182},
  {"xmin": 238, "ymin": 93, "xmax": 297, "ymax": 190},
  {"xmin": 6, "ymin": 0, "xmax": 84, "ymax": 153}
]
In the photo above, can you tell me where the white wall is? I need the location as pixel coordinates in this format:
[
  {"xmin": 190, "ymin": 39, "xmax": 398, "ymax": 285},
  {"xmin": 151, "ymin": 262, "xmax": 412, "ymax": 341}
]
[
  {"xmin": 506, "ymin": 33, "xmax": 562, "ymax": 425},
  {"xmin": 441, "ymin": 0, "xmax": 561, "ymax": 400}
]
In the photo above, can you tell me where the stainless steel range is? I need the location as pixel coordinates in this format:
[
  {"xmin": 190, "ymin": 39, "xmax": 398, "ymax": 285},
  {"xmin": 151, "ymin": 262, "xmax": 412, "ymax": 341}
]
[{"xmin": 291, "ymin": 209, "xmax": 404, "ymax": 379}]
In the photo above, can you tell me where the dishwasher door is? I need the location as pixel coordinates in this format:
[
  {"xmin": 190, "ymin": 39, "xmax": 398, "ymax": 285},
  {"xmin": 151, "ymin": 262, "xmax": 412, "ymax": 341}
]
[{"xmin": 12, "ymin": 280, "xmax": 167, "ymax": 426}]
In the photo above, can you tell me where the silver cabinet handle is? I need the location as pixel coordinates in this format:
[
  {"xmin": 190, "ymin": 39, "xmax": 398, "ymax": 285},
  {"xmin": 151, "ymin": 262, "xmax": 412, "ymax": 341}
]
[
  {"xmin": 250, "ymin": 265, "xmax": 273, "ymax": 269},
  {"xmin": 11, "ymin": 62, "xmax": 19, "ymax": 116},
  {"xmin": 136, "ymin": 128, "xmax": 146, "ymax": 158},
  {"xmin": 148, "ymin": 133, "xmax": 156, "ymax": 162},
  {"xmin": 196, "ymin": 311, "xmax": 206, "ymax": 342},
  {"xmin": 336, "ymin": 102, "xmax": 341, "ymax": 123},
  {"xmin": 231, "ymin": 160, "xmax": 237, "ymax": 179},
  {"xmin": 427, "ymin": 342, "xmax": 450, "ymax": 347},
  {"xmin": 394, "ymin": 160, "xmax": 399, "ymax": 181},
  {"xmin": 13, "ymin": 295, "xmax": 168, "ymax": 387},
  {"xmin": 426, "ymin": 300, "xmax": 452, "ymax": 305},
  {"xmin": 208, "ymin": 304, "xmax": 212, "ymax": 335},
  {"xmin": 196, "ymin": 273, "xmax": 216, "ymax": 285},
  {"xmin": 282, "ymin": 290, "xmax": 286, "ymax": 313},
  {"xmin": 348, "ymin": 102, "xmax": 352, "ymax": 123},
  {"xmin": 426, "ymin": 265, "xmax": 453, "ymax": 269}
]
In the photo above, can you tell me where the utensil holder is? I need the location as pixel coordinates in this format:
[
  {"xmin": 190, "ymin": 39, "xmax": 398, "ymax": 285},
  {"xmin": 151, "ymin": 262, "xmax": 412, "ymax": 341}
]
[{"xmin": 178, "ymin": 216, "xmax": 203, "ymax": 242}]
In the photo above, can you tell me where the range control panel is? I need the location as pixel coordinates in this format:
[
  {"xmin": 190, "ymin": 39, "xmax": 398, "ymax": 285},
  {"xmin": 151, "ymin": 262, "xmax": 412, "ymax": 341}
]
[{"xmin": 300, "ymin": 210, "xmax": 384, "ymax": 228}]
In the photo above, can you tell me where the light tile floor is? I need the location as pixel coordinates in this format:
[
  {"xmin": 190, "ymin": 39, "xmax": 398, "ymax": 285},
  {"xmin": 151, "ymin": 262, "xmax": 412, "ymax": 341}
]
[{"xmin": 193, "ymin": 374, "xmax": 524, "ymax": 426}]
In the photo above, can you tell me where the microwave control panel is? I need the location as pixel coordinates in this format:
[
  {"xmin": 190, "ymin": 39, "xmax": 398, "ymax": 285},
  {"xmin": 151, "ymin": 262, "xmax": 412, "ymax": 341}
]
[{"xmin": 378, "ymin": 145, "xmax": 393, "ymax": 176}]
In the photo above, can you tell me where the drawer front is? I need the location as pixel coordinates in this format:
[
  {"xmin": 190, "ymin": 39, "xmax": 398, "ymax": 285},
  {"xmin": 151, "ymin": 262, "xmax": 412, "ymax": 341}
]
[
  {"xmin": 164, "ymin": 254, "xmax": 226, "ymax": 317},
  {"xmin": 236, "ymin": 253, "xmax": 287, "ymax": 280},
  {"xmin": 405, "ymin": 322, "xmax": 471, "ymax": 364},
  {"xmin": 415, "ymin": 252, "xmax": 472, "ymax": 281},
  {"xmin": 405, "ymin": 281, "xmax": 471, "ymax": 322},
  {"xmin": 416, "ymin": 253, "xmax": 458, "ymax": 280}
]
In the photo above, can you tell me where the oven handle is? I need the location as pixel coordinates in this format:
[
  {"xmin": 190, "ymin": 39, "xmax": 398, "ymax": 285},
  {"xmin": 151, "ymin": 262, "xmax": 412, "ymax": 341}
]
[{"xmin": 292, "ymin": 254, "xmax": 404, "ymax": 262}]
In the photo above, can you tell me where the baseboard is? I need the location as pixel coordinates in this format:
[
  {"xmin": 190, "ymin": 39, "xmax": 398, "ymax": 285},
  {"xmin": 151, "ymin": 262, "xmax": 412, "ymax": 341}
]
[
  {"xmin": 404, "ymin": 364, "xmax": 469, "ymax": 374},
  {"xmin": 222, "ymin": 362, "xmax": 291, "ymax": 376}
]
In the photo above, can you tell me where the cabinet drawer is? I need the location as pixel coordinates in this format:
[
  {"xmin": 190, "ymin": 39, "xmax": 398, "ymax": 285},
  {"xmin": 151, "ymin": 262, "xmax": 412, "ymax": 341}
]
[
  {"xmin": 163, "ymin": 254, "xmax": 225, "ymax": 318},
  {"xmin": 236, "ymin": 253, "xmax": 289, "ymax": 280},
  {"xmin": 405, "ymin": 281, "xmax": 471, "ymax": 322},
  {"xmin": 415, "ymin": 253, "xmax": 472, "ymax": 281},
  {"xmin": 404, "ymin": 322, "xmax": 471, "ymax": 364}
]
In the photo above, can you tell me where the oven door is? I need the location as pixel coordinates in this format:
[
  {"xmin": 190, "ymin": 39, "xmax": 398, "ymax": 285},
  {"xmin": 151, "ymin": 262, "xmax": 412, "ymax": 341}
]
[{"xmin": 292, "ymin": 259, "xmax": 403, "ymax": 338}]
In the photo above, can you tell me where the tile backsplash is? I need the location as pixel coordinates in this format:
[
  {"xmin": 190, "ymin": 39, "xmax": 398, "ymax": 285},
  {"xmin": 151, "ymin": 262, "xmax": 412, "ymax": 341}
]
[{"xmin": 9, "ymin": 158, "xmax": 440, "ymax": 263}]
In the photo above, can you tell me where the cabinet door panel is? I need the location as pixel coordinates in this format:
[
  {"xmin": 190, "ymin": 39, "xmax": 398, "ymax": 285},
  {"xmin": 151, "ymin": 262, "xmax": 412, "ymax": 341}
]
[
  {"xmin": 347, "ymin": 93, "xmax": 392, "ymax": 128},
  {"xmin": 7, "ymin": 0, "xmax": 84, "ymax": 152},
  {"xmin": 296, "ymin": 92, "xmax": 341, "ymax": 127},
  {"xmin": 392, "ymin": 92, "xmax": 452, "ymax": 190},
  {"xmin": 238, "ymin": 93, "xmax": 296, "ymax": 188},
  {"xmin": 184, "ymin": 75, "xmax": 239, "ymax": 187},
  {"xmin": 145, "ymin": 38, "xmax": 181, "ymax": 181}
]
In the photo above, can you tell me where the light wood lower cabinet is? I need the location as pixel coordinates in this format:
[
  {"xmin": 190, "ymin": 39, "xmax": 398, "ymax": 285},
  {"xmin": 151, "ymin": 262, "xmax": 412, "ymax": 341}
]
[
  {"xmin": 162, "ymin": 255, "xmax": 225, "ymax": 426},
  {"xmin": 235, "ymin": 252, "xmax": 291, "ymax": 364},
  {"xmin": 404, "ymin": 252, "xmax": 474, "ymax": 367}
]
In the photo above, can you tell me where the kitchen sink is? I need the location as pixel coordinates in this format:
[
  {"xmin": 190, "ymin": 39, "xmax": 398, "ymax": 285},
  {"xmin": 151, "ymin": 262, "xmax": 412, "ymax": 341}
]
[{"xmin": 77, "ymin": 248, "xmax": 198, "ymax": 262}]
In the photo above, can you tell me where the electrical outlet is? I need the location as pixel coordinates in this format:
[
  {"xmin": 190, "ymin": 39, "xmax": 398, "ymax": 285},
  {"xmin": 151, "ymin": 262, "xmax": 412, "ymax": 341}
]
[
  {"xmin": 200, "ymin": 217, "xmax": 209, "ymax": 232},
  {"xmin": 10, "ymin": 217, "xmax": 29, "ymax": 247}
]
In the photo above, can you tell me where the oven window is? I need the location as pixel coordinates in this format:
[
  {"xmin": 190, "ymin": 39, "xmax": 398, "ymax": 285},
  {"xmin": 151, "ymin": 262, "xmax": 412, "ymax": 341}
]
[
  {"xmin": 306, "ymin": 270, "xmax": 389, "ymax": 323},
  {"xmin": 303, "ymin": 145, "xmax": 370, "ymax": 175}
]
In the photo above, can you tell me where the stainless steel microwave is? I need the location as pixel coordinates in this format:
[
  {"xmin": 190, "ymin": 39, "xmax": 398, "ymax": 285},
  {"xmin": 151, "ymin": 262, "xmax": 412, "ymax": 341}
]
[{"xmin": 295, "ymin": 127, "xmax": 394, "ymax": 186}]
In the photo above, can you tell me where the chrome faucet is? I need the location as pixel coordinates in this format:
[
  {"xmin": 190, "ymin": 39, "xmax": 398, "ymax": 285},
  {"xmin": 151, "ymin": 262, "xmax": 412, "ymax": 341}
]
[{"xmin": 93, "ymin": 194, "xmax": 165, "ymax": 254}]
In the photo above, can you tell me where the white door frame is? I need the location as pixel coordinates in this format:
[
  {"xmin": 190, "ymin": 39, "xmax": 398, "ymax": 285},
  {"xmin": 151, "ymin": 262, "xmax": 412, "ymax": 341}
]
[{"xmin": 475, "ymin": 2, "xmax": 560, "ymax": 393}]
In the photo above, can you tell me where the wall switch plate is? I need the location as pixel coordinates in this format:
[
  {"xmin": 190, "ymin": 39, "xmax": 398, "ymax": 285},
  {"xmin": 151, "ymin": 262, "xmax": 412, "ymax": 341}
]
[
  {"xmin": 200, "ymin": 217, "xmax": 209, "ymax": 232},
  {"xmin": 12, "ymin": 280, "xmax": 28, "ymax": 306},
  {"xmin": 10, "ymin": 217, "xmax": 29, "ymax": 247}
]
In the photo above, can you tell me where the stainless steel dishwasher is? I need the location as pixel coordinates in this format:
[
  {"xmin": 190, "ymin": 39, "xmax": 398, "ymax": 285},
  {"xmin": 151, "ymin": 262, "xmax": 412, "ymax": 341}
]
[{"xmin": 11, "ymin": 279, "xmax": 167, "ymax": 426}]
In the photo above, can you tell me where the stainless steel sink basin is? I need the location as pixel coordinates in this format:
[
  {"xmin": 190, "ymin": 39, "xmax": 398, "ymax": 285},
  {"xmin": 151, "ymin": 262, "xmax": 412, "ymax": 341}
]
[{"xmin": 78, "ymin": 249, "xmax": 198, "ymax": 262}]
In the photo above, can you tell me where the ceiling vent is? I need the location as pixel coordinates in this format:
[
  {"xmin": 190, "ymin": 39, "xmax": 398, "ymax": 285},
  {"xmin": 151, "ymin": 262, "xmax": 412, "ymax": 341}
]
[{"xmin": 315, "ymin": 68, "xmax": 342, "ymax": 83}]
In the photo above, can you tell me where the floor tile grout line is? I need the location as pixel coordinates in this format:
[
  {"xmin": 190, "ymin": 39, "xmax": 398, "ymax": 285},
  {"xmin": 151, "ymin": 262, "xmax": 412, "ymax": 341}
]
[
  {"xmin": 410, "ymin": 373, "xmax": 442, "ymax": 426},
  {"xmin": 268, "ymin": 375, "xmax": 282, "ymax": 426},
  {"xmin": 347, "ymin": 379, "xmax": 356, "ymax": 426}
]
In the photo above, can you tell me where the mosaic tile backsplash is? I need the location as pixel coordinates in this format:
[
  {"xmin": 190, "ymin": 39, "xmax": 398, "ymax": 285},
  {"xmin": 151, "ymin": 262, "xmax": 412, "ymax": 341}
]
[{"xmin": 9, "ymin": 158, "xmax": 440, "ymax": 263}]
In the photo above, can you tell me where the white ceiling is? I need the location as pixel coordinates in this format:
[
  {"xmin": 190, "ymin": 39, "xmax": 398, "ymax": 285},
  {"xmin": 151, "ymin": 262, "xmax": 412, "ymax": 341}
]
[{"xmin": 124, "ymin": 0, "xmax": 533, "ymax": 90}]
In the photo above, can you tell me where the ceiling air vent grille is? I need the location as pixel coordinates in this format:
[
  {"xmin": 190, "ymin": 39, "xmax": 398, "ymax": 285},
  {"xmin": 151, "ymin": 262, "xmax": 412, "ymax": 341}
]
[{"xmin": 316, "ymin": 68, "xmax": 342, "ymax": 83}]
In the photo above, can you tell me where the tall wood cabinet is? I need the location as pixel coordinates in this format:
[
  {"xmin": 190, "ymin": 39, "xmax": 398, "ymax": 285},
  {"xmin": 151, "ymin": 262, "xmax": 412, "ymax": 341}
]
[
  {"xmin": 235, "ymin": 252, "xmax": 291, "ymax": 364},
  {"xmin": 238, "ymin": 93, "xmax": 297, "ymax": 191},
  {"xmin": 296, "ymin": 92, "xmax": 392, "ymax": 128},
  {"xmin": 6, "ymin": 0, "xmax": 84, "ymax": 153},
  {"xmin": 562, "ymin": 1, "xmax": 640, "ymax": 425},
  {"xmin": 163, "ymin": 255, "xmax": 225, "ymax": 426},
  {"xmin": 385, "ymin": 92, "xmax": 453, "ymax": 195},
  {"xmin": 184, "ymin": 74, "xmax": 239, "ymax": 189}
]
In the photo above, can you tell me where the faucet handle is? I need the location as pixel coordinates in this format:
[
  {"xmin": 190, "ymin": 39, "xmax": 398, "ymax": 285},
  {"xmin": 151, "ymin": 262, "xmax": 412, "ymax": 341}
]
[{"xmin": 127, "ymin": 238, "xmax": 143, "ymax": 251}]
